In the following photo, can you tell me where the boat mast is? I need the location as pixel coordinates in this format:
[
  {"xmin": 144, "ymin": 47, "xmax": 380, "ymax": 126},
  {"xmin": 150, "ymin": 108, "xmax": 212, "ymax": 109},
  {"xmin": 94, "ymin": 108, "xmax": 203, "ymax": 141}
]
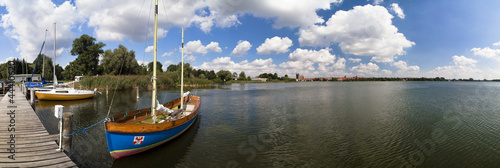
[
  {"xmin": 43, "ymin": 29, "xmax": 47, "ymax": 79},
  {"xmin": 181, "ymin": 28, "xmax": 184, "ymax": 110},
  {"xmin": 151, "ymin": 0, "xmax": 158, "ymax": 123},
  {"xmin": 53, "ymin": 23, "xmax": 57, "ymax": 89}
]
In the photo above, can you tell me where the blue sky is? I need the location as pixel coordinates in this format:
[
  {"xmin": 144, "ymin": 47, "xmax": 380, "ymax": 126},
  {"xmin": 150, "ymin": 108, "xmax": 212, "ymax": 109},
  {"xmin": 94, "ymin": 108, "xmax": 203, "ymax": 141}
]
[{"xmin": 1, "ymin": 0, "xmax": 500, "ymax": 79}]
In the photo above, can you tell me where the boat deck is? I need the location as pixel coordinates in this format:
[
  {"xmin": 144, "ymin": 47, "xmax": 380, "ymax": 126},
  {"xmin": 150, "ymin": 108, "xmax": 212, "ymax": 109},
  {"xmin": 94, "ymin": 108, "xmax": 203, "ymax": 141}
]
[{"xmin": 121, "ymin": 101, "xmax": 197, "ymax": 125}]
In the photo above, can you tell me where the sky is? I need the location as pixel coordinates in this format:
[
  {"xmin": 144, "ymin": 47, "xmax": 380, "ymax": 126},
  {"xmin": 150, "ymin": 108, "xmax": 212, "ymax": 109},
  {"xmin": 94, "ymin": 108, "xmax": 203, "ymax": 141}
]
[{"xmin": 1, "ymin": 0, "xmax": 500, "ymax": 79}]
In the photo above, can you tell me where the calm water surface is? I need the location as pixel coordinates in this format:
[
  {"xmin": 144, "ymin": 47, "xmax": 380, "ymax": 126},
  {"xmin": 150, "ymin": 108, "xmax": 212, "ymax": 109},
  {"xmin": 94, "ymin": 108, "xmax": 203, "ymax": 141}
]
[{"xmin": 34, "ymin": 82, "xmax": 500, "ymax": 167}]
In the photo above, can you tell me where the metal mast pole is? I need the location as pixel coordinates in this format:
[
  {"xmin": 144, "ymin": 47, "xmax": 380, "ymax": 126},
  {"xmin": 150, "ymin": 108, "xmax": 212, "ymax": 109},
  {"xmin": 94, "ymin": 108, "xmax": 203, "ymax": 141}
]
[
  {"xmin": 53, "ymin": 23, "xmax": 57, "ymax": 89},
  {"xmin": 151, "ymin": 0, "xmax": 158, "ymax": 123},
  {"xmin": 181, "ymin": 28, "xmax": 184, "ymax": 110},
  {"xmin": 43, "ymin": 29, "xmax": 47, "ymax": 79}
]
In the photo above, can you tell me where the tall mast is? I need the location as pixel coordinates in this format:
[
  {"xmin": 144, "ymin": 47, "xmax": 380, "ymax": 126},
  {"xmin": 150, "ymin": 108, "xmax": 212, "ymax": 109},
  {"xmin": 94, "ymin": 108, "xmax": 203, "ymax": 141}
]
[
  {"xmin": 53, "ymin": 23, "xmax": 57, "ymax": 89},
  {"xmin": 181, "ymin": 28, "xmax": 184, "ymax": 110},
  {"xmin": 151, "ymin": 0, "xmax": 158, "ymax": 123},
  {"xmin": 42, "ymin": 29, "xmax": 47, "ymax": 79}
]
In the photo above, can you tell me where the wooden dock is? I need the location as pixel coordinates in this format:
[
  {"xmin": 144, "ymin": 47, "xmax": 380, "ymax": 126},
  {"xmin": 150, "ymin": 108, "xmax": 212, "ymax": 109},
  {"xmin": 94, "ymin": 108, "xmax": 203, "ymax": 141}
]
[{"xmin": 0, "ymin": 85, "xmax": 76, "ymax": 167}]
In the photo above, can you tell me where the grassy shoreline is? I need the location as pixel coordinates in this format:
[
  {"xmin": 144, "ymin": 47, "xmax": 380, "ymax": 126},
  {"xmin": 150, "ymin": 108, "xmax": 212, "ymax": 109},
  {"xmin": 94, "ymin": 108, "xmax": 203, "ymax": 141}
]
[
  {"xmin": 77, "ymin": 75, "xmax": 297, "ymax": 91},
  {"xmin": 80, "ymin": 75, "xmax": 213, "ymax": 91}
]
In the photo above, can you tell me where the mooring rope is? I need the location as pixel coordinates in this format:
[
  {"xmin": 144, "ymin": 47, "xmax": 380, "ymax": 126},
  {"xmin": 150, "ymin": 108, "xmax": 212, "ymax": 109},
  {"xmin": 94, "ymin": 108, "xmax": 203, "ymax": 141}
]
[{"xmin": 62, "ymin": 118, "xmax": 107, "ymax": 137}]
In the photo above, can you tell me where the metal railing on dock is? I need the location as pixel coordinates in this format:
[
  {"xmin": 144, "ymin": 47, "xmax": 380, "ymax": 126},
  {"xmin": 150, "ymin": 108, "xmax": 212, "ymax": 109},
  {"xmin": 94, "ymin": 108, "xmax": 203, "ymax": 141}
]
[{"xmin": 0, "ymin": 85, "xmax": 76, "ymax": 167}]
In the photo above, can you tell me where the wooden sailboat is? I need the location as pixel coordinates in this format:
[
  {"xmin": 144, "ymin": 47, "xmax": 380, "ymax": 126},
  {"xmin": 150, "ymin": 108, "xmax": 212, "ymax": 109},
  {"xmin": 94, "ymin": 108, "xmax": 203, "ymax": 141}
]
[
  {"xmin": 35, "ymin": 23, "xmax": 95, "ymax": 101},
  {"xmin": 104, "ymin": 0, "xmax": 200, "ymax": 159}
]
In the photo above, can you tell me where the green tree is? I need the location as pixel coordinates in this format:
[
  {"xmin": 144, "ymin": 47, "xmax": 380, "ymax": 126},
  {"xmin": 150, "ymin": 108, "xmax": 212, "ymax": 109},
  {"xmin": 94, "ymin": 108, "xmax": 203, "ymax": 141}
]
[
  {"xmin": 55, "ymin": 64, "xmax": 63, "ymax": 80},
  {"xmin": 62, "ymin": 62, "xmax": 79, "ymax": 80},
  {"xmin": 166, "ymin": 64, "xmax": 178, "ymax": 72},
  {"xmin": 177, "ymin": 62, "xmax": 193, "ymax": 79},
  {"xmin": 0, "ymin": 62, "xmax": 8, "ymax": 79},
  {"xmin": 147, "ymin": 61, "xmax": 163, "ymax": 73},
  {"xmin": 199, "ymin": 74, "xmax": 206, "ymax": 79},
  {"xmin": 207, "ymin": 70, "xmax": 216, "ymax": 80},
  {"xmin": 70, "ymin": 34, "xmax": 106, "ymax": 76},
  {"xmin": 30, "ymin": 54, "xmax": 53, "ymax": 79},
  {"xmin": 238, "ymin": 71, "xmax": 246, "ymax": 80},
  {"xmin": 216, "ymin": 70, "xmax": 232, "ymax": 81},
  {"xmin": 258, "ymin": 73, "xmax": 268, "ymax": 78},
  {"xmin": 101, "ymin": 45, "xmax": 139, "ymax": 75},
  {"xmin": 137, "ymin": 64, "xmax": 148, "ymax": 75},
  {"xmin": 232, "ymin": 72, "xmax": 238, "ymax": 78}
]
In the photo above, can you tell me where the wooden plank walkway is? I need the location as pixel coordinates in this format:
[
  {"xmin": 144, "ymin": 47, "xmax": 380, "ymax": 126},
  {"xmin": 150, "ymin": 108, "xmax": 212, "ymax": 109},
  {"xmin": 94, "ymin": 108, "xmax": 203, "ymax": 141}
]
[{"xmin": 0, "ymin": 85, "xmax": 77, "ymax": 167}]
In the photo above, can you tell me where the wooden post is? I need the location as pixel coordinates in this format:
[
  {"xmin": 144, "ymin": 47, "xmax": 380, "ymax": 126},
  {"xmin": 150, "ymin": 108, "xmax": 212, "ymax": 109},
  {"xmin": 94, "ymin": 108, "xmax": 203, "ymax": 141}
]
[
  {"xmin": 62, "ymin": 112, "xmax": 73, "ymax": 153},
  {"xmin": 30, "ymin": 89, "xmax": 34, "ymax": 106},
  {"xmin": 136, "ymin": 86, "xmax": 139, "ymax": 99},
  {"xmin": 106, "ymin": 85, "xmax": 109, "ymax": 96}
]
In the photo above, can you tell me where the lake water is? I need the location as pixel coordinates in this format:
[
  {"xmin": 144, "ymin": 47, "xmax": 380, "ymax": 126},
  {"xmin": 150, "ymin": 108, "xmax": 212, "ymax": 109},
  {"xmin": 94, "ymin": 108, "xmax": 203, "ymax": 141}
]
[{"xmin": 34, "ymin": 82, "xmax": 500, "ymax": 167}]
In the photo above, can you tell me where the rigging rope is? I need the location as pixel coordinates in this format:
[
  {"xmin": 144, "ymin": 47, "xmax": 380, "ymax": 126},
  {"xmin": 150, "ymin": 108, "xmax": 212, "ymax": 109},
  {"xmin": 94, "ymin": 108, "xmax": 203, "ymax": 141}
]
[
  {"xmin": 142, "ymin": 0, "xmax": 154, "ymax": 67},
  {"xmin": 105, "ymin": 51, "xmax": 128, "ymax": 118},
  {"xmin": 62, "ymin": 118, "xmax": 107, "ymax": 136}
]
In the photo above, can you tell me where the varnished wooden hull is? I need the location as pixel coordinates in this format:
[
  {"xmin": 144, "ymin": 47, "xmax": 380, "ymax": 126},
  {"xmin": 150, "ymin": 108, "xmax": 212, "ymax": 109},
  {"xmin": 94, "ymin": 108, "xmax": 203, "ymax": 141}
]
[
  {"xmin": 35, "ymin": 89, "xmax": 94, "ymax": 100},
  {"xmin": 105, "ymin": 95, "xmax": 200, "ymax": 159}
]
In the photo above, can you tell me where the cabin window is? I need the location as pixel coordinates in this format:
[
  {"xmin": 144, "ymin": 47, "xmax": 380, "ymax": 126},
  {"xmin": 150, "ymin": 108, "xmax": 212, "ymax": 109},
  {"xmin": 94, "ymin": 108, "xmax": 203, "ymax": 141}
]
[{"xmin": 56, "ymin": 91, "xmax": 69, "ymax": 93}]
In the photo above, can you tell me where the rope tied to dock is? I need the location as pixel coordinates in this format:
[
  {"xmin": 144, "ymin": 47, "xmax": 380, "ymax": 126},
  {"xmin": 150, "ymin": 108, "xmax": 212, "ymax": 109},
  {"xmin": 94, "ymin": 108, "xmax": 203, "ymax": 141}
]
[{"xmin": 63, "ymin": 118, "xmax": 107, "ymax": 136}]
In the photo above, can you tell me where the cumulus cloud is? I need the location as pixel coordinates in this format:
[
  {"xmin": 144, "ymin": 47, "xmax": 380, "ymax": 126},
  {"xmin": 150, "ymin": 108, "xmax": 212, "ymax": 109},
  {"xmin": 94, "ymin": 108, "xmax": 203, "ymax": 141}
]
[
  {"xmin": 185, "ymin": 40, "xmax": 222, "ymax": 55},
  {"xmin": 195, "ymin": 57, "xmax": 277, "ymax": 77},
  {"xmin": 1, "ymin": 57, "xmax": 16, "ymax": 64},
  {"xmin": 288, "ymin": 48, "xmax": 335, "ymax": 63},
  {"xmin": 452, "ymin": 55, "xmax": 477, "ymax": 66},
  {"xmin": 299, "ymin": 4, "xmax": 414, "ymax": 63},
  {"xmin": 348, "ymin": 58, "xmax": 362, "ymax": 63},
  {"xmin": 392, "ymin": 60, "xmax": 419, "ymax": 75},
  {"xmin": 145, "ymin": 46, "xmax": 154, "ymax": 53},
  {"xmin": 279, "ymin": 48, "xmax": 346, "ymax": 77},
  {"xmin": 380, "ymin": 69, "xmax": 392, "ymax": 76},
  {"xmin": 428, "ymin": 55, "xmax": 482, "ymax": 79},
  {"xmin": 162, "ymin": 52, "xmax": 173, "ymax": 57},
  {"xmin": 332, "ymin": 58, "xmax": 346, "ymax": 70},
  {"xmin": 76, "ymin": 0, "xmax": 201, "ymax": 42},
  {"xmin": 205, "ymin": 0, "xmax": 342, "ymax": 29},
  {"xmin": 390, "ymin": 3, "xmax": 405, "ymax": 19},
  {"xmin": 373, "ymin": 0, "xmax": 384, "ymax": 5},
  {"xmin": 493, "ymin": 41, "xmax": 500, "ymax": 46},
  {"xmin": 231, "ymin": 40, "xmax": 252, "ymax": 56},
  {"xmin": 256, "ymin": 36, "xmax": 293, "ymax": 55},
  {"xmin": 75, "ymin": 0, "xmax": 342, "ymax": 36},
  {"xmin": 185, "ymin": 55, "xmax": 196, "ymax": 61},
  {"xmin": 350, "ymin": 62, "xmax": 379, "ymax": 75},
  {"xmin": 1, "ymin": 0, "xmax": 84, "ymax": 62},
  {"xmin": 471, "ymin": 47, "xmax": 500, "ymax": 62}
]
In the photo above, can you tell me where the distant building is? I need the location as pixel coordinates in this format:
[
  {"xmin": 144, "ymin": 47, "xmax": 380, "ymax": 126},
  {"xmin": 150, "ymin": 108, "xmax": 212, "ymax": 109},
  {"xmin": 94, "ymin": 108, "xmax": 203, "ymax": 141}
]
[
  {"xmin": 251, "ymin": 77, "xmax": 267, "ymax": 82},
  {"xmin": 337, "ymin": 76, "xmax": 362, "ymax": 81},
  {"xmin": 75, "ymin": 76, "xmax": 84, "ymax": 82},
  {"xmin": 296, "ymin": 73, "xmax": 305, "ymax": 81}
]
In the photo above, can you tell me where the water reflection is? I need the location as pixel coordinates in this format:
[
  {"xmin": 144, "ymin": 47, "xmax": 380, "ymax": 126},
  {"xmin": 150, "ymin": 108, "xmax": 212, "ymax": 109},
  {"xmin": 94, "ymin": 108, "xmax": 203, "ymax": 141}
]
[{"xmin": 31, "ymin": 82, "xmax": 500, "ymax": 167}]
